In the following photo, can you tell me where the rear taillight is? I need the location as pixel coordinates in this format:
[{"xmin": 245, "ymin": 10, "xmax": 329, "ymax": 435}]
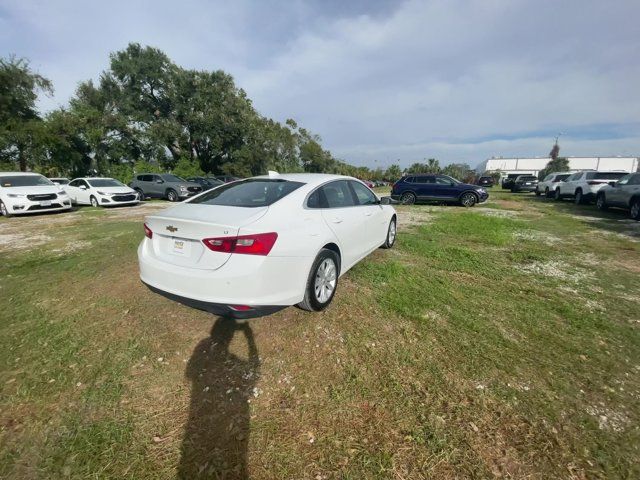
[
  {"xmin": 144, "ymin": 223, "xmax": 153, "ymax": 239},
  {"xmin": 229, "ymin": 305, "xmax": 253, "ymax": 311},
  {"xmin": 203, "ymin": 232, "xmax": 278, "ymax": 256}
]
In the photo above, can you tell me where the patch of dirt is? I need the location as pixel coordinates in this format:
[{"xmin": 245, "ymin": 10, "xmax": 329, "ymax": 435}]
[
  {"xmin": 513, "ymin": 230, "xmax": 561, "ymax": 245},
  {"xmin": 585, "ymin": 405, "xmax": 630, "ymax": 432},
  {"xmin": 516, "ymin": 260, "xmax": 594, "ymax": 283},
  {"xmin": 475, "ymin": 208, "xmax": 520, "ymax": 218}
]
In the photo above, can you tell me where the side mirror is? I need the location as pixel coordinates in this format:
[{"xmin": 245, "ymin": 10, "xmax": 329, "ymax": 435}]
[
  {"xmin": 79, "ymin": 185, "xmax": 87, "ymax": 190},
  {"xmin": 380, "ymin": 196, "xmax": 399, "ymax": 205},
  {"xmin": 609, "ymin": 181, "xmax": 617, "ymax": 187}
]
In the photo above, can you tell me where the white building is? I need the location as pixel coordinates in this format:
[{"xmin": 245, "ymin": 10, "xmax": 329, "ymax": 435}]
[{"xmin": 476, "ymin": 157, "xmax": 639, "ymax": 176}]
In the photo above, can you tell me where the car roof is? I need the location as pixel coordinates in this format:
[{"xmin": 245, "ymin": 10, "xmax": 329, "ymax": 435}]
[
  {"xmin": 252, "ymin": 173, "xmax": 350, "ymax": 186},
  {"xmin": 74, "ymin": 177, "xmax": 115, "ymax": 181},
  {"xmin": 0, "ymin": 171, "xmax": 44, "ymax": 176}
]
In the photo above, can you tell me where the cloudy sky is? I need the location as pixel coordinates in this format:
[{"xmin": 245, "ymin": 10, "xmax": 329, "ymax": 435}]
[{"xmin": 1, "ymin": 0, "xmax": 638, "ymax": 169}]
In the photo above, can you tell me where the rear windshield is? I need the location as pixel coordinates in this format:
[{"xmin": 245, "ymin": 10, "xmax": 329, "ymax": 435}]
[
  {"xmin": 586, "ymin": 172, "xmax": 627, "ymax": 180},
  {"xmin": 189, "ymin": 179, "xmax": 304, "ymax": 207},
  {"xmin": 0, "ymin": 175, "xmax": 53, "ymax": 187},
  {"xmin": 88, "ymin": 179, "xmax": 125, "ymax": 187},
  {"xmin": 518, "ymin": 176, "xmax": 537, "ymax": 181}
]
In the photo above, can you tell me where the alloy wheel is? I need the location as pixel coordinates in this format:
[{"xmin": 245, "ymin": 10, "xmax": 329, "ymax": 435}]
[
  {"xmin": 461, "ymin": 193, "xmax": 477, "ymax": 207},
  {"xmin": 0, "ymin": 202, "xmax": 7, "ymax": 216},
  {"xmin": 314, "ymin": 258, "xmax": 337, "ymax": 303},
  {"xmin": 631, "ymin": 200, "xmax": 640, "ymax": 220},
  {"xmin": 400, "ymin": 192, "xmax": 416, "ymax": 205}
]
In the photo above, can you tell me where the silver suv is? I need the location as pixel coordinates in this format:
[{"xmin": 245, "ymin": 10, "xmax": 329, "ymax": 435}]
[
  {"xmin": 129, "ymin": 173, "xmax": 202, "ymax": 202},
  {"xmin": 596, "ymin": 172, "xmax": 640, "ymax": 220}
]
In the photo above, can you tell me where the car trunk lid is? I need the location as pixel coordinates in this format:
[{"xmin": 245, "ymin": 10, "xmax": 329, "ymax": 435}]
[{"xmin": 144, "ymin": 204, "xmax": 268, "ymax": 270}]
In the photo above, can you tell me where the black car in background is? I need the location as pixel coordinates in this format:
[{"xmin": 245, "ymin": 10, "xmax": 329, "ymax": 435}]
[
  {"xmin": 477, "ymin": 176, "xmax": 495, "ymax": 187},
  {"xmin": 215, "ymin": 175, "xmax": 241, "ymax": 183},
  {"xmin": 186, "ymin": 176, "xmax": 224, "ymax": 191},
  {"xmin": 501, "ymin": 173, "xmax": 522, "ymax": 190},
  {"xmin": 511, "ymin": 175, "xmax": 539, "ymax": 193}
]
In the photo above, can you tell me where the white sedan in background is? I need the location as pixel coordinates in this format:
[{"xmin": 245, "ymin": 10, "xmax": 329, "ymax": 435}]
[
  {"xmin": 67, "ymin": 177, "xmax": 140, "ymax": 207},
  {"xmin": 138, "ymin": 173, "xmax": 397, "ymax": 318},
  {"xmin": 0, "ymin": 172, "xmax": 72, "ymax": 217},
  {"xmin": 536, "ymin": 171, "xmax": 572, "ymax": 197}
]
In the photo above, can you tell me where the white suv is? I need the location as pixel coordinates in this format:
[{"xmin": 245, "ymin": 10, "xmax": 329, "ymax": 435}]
[
  {"xmin": 536, "ymin": 171, "xmax": 572, "ymax": 197},
  {"xmin": 0, "ymin": 172, "xmax": 72, "ymax": 217},
  {"xmin": 555, "ymin": 171, "xmax": 629, "ymax": 204}
]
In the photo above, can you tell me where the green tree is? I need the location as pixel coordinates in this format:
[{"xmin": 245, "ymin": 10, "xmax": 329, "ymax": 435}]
[
  {"xmin": 538, "ymin": 157, "xmax": 569, "ymax": 180},
  {"xmin": 385, "ymin": 164, "xmax": 402, "ymax": 180},
  {"xmin": 0, "ymin": 56, "xmax": 53, "ymax": 171}
]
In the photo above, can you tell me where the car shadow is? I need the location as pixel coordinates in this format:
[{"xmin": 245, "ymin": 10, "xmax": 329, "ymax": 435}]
[{"xmin": 178, "ymin": 318, "xmax": 260, "ymax": 479}]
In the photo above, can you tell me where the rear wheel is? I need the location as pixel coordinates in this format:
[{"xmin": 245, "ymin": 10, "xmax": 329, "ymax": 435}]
[
  {"xmin": 631, "ymin": 198, "xmax": 640, "ymax": 220},
  {"xmin": 596, "ymin": 193, "xmax": 607, "ymax": 211},
  {"xmin": 90, "ymin": 196, "xmax": 99, "ymax": 208},
  {"xmin": 460, "ymin": 192, "xmax": 477, "ymax": 207},
  {"xmin": 545, "ymin": 187, "xmax": 550, "ymax": 198},
  {"xmin": 400, "ymin": 192, "xmax": 416, "ymax": 205},
  {"xmin": 0, "ymin": 200, "xmax": 11, "ymax": 218},
  {"xmin": 166, "ymin": 189, "xmax": 179, "ymax": 202},
  {"xmin": 381, "ymin": 217, "xmax": 397, "ymax": 249},
  {"xmin": 574, "ymin": 189, "xmax": 583, "ymax": 205},
  {"xmin": 298, "ymin": 249, "xmax": 340, "ymax": 312}
]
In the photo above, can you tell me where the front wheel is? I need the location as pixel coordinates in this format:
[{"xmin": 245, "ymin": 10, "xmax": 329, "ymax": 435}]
[
  {"xmin": 574, "ymin": 190, "xmax": 583, "ymax": 205},
  {"xmin": 460, "ymin": 192, "xmax": 477, "ymax": 207},
  {"xmin": 554, "ymin": 188, "xmax": 562, "ymax": 201},
  {"xmin": 134, "ymin": 188, "xmax": 145, "ymax": 201},
  {"xmin": 381, "ymin": 217, "xmax": 397, "ymax": 249},
  {"xmin": 166, "ymin": 189, "xmax": 179, "ymax": 202},
  {"xmin": 298, "ymin": 249, "xmax": 340, "ymax": 312},
  {"xmin": 545, "ymin": 187, "xmax": 551, "ymax": 198},
  {"xmin": 596, "ymin": 193, "xmax": 607, "ymax": 211},
  {"xmin": 631, "ymin": 198, "xmax": 640, "ymax": 221},
  {"xmin": 0, "ymin": 200, "xmax": 11, "ymax": 218},
  {"xmin": 90, "ymin": 196, "xmax": 99, "ymax": 208},
  {"xmin": 535, "ymin": 189, "xmax": 541, "ymax": 196},
  {"xmin": 400, "ymin": 192, "xmax": 416, "ymax": 205}
]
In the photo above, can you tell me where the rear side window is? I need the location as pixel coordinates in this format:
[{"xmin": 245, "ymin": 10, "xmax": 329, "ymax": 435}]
[
  {"xmin": 555, "ymin": 174, "xmax": 570, "ymax": 181},
  {"xmin": 190, "ymin": 179, "xmax": 304, "ymax": 208},
  {"xmin": 629, "ymin": 174, "xmax": 640, "ymax": 185}
]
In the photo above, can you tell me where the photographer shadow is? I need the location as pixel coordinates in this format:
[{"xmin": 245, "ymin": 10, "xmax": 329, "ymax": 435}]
[{"xmin": 178, "ymin": 318, "xmax": 259, "ymax": 479}]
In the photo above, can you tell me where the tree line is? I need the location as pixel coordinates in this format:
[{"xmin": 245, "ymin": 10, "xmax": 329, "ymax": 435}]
[{"xmin": 1, "ymin": 44, "xmax": 476, "ymax": 183}]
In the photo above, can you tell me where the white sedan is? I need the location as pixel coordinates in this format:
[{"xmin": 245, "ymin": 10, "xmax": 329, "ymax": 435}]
[
  {"xmin": 138, "ymin": 173, "xmax": 397, "ymax": 318},
  {"xmin": 0, "ymin": 172, "xmax": 72, "ymax": 217},
  {"xmin": 67, "ymin": 177, "xmax": 140, "ymax": 207}
]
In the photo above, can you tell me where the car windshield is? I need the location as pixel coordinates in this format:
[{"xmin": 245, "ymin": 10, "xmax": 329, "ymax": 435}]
[
  {"xmin": 189, "ymin": 179, "xmax": 304, "ymax": 207},
  {"xmin": 87, "ymin": 179, "xmax": 125, "ymax": 187},
  {"xmin": 0, "ymin": 175, "xmax": 53, "ymax": 187},
  {"xmin": 51, "ymin": 178, "xmax": 70, "ymax": 184},
  {"xmin": 161, "ymin": 174, "xmax": 186, "ymax": 182},
  {"xmin": 586, "ymin": 172, "xmax": 628, "ymax": 180}
]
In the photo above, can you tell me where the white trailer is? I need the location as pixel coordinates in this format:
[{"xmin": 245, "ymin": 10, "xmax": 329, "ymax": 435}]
[{"xmin": 476, "ymin": 156, "xmax": 639, "ymax": 176}]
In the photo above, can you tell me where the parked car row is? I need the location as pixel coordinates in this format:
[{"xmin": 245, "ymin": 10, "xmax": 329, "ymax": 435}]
[
  {"xmin": 390, "ymin": 174, "xmax": 489, "ymax": 207},
  {"xmin": 0, "ymin": 171, "xmax": 242, "ymax": 218},
  {"xmin": 507, "ymin": 170, "xmax": 640, "ymax": 220}
]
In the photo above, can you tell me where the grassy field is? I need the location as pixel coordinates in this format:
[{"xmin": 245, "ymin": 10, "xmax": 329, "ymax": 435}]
[{"xmin": 1, "ymin": 190, "xmax": 639, "ymax": 479}]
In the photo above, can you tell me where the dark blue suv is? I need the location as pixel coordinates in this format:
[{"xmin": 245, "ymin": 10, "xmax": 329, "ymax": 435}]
[{"xmin": 391, "ymin": 174, "xmax": 489, "ymax": 207}]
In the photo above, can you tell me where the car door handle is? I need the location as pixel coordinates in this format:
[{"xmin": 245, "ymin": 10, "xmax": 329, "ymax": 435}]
[{"xmin": 331, "ymin": 217, "xmax": 343, "ymax": 224}]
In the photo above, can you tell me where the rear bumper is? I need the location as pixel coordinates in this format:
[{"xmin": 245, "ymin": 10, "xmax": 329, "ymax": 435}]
[
  {"xmin": 512, "ymin": 185, "xmax": 537, "ymax": 192},
  {"xmin": 143, "ymin": 282, "xmax": 285, "ymax": 318}
]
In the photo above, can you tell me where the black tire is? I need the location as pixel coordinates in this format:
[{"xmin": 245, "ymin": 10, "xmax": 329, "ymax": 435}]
[
  {"xmin": 298, "ymin": 249, "xmax": 340, "ymax": 312},
  {"xmin": 574, "ymin": 189, "xmax": 583, "ymax": 205},
  {"xmin": 0, "ymin": 200, "xmax": 11, "ymax": 218},
  {"xmin": 535, "ymin": 189, "xmax": 541, "ymax": 196},
  {"xmin": 90, "ymin": 195, "xmax": 99, "ymax": 208},
  {"xmin": 631, "ymin": 198, "xmax": 640, "ymax": 221},
  {"xmin": 596, "ymin": 193, "xmax": 608, "ymax": 211},
  {"xmin": 400, "ymin": 192, "xmax": 416, "ymax": 205},
  {"xmin": 554, "ymin": 188, "xmax": 562, "ymax": 201},
  {"xmin": 134, "ymin": 188, "xmax": 145, "ymax": 201},
  {"xmin": 460, "ymin": 191, "xmax": 478, "ymax": 207},
  {"xmin": 381, "ymin": 217, "xmax": 397, "ymax": 249},
  {"xmin": 545, "ymin": 187, "xmax": 551, "ymax": 198},
  {"xmin": 166, "ymin": 189, "xmax": 179, "ymax": 202}
]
